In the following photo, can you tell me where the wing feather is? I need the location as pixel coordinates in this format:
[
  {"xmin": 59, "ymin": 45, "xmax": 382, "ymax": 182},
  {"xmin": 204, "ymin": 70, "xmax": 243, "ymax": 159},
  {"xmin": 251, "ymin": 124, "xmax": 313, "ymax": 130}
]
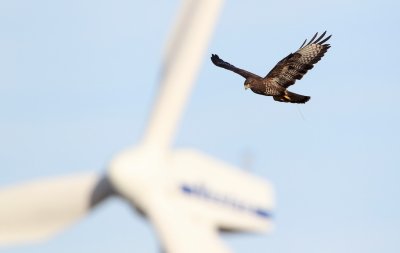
[
  {"xmin": 307, "ymin": 32, "xmax": 319, "ymax": 45},
  {"xmin": 211, "ymin": 54, "xmax": 259, "ymax": 79},
  {"xmin": 314, "ymin": 31, "xmax": 327, "ymax": 44},
  {"xmin": 265, "ymin": 32, "xmax": 331, "ymax": 88}
]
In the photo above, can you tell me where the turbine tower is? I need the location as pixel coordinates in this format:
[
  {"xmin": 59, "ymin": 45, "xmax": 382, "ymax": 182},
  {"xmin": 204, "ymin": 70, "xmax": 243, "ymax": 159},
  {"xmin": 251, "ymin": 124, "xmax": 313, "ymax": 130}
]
[{"xmin": 0, "ymin": 1, "xmax": 274, "ymax": 252}]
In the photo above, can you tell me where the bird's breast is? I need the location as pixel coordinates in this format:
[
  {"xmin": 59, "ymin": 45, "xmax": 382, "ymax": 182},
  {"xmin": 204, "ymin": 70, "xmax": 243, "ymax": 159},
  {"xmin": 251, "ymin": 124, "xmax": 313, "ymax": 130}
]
[{"xmin": 251, "ymin": 80, "xmax": 283, "ymax": 96}]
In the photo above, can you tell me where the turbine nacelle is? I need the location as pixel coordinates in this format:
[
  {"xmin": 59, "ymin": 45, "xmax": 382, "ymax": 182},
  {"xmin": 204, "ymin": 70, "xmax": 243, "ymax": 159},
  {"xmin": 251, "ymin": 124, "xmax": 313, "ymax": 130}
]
[
  {"xmin": 109, "ymin": 147, "xmax": 275, "ymax": 253},
  {"xmin": 109, "ymin": 147, "xmax": 274, "ymax": 232}
]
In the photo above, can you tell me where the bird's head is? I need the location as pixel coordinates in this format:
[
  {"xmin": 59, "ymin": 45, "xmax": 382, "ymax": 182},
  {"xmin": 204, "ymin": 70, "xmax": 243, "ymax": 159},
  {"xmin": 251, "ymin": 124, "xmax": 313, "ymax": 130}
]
[{"xmin": 244, "ymin": 79, "xmax": 253, "ymax": 90}]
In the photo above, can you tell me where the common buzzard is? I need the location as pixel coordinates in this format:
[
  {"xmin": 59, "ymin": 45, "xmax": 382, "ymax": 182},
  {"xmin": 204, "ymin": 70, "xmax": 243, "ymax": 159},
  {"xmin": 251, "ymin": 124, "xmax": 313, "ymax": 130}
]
[{"xmin": 211, "ymin": 31, "xmax": 331, "ymax": 104}]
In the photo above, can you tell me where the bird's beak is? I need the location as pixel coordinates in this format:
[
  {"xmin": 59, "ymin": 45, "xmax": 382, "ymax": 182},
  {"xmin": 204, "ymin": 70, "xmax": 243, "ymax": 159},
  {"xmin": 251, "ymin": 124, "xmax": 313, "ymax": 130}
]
[{"xmin": 244, "ymin": 84, "xmax": 250, "ymax": 90}]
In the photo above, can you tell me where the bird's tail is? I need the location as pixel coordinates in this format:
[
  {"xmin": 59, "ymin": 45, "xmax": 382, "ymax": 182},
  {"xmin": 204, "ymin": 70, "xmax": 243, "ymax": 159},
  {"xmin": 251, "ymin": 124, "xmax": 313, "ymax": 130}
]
[{"xmin": 274, "ymin": 91, "xmax": 310, "ymax": 104}]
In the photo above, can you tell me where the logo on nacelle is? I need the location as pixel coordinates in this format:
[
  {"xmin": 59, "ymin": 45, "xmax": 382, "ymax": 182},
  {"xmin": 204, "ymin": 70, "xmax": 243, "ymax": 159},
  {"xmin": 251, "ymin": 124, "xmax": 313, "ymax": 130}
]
[{"xmin": 180, "ymin": 183, "xmax": 271, "ymax": 219}]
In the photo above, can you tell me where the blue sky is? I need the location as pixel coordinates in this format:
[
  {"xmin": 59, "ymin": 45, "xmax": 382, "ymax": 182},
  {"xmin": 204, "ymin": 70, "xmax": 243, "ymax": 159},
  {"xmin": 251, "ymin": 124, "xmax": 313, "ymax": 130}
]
[{"xmin": 1, "ymin": 0, "xmax": 400, "ymax": 252}]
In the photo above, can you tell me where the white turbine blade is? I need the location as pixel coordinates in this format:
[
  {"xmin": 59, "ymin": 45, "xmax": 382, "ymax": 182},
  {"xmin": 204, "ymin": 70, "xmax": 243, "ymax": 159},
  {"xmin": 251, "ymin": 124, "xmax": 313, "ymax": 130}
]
[
  {"xmin": 141, "ymin": 0, "xmax": 224, "ymax": 152},
  {"xmin": 147, "ymin": 197, "xmax": 231, "ymax": 253},
  {"xmin": 0, "ymin": 173, "xmax": 113, "ymax": 246}
]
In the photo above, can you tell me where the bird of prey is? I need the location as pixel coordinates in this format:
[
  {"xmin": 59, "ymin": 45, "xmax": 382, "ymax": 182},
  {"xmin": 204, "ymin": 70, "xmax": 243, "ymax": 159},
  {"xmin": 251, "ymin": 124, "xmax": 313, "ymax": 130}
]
[{"xmin": 211, "ymin": 31, "xmax": 331, "ymax": 104}]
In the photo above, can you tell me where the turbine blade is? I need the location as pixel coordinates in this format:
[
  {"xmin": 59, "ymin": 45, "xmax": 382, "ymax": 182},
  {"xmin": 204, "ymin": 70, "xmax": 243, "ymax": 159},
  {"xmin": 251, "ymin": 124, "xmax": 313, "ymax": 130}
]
[
  {"xmin": 147, "ymin": 198, "xmax": 231, "ymax": 253},
  {"xmin": 0, "ymin": 173, "xmax": 114, "ymax": 246},
  {"xmin": 141, "ymin": 0, "xmax": 224, "ymax": 152}
]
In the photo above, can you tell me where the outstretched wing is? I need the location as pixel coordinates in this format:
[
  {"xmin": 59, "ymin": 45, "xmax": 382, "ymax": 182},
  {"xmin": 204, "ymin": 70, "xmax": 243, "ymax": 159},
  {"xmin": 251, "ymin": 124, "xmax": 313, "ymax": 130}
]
[
  {"xmin": 211, "ymin": 54, "xmax": 259, "ymax": 79},
  {"xmin": 265, "ymin": 31, "xmax": 331, "ymax": 88}
]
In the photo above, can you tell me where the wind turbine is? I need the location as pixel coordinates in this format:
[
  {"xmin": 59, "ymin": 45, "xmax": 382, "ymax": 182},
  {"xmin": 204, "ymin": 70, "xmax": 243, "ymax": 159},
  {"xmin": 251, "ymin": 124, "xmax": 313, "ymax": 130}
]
[{"xmin": 0, "ymin": 1, "xmax": 275, "ymax": 252}]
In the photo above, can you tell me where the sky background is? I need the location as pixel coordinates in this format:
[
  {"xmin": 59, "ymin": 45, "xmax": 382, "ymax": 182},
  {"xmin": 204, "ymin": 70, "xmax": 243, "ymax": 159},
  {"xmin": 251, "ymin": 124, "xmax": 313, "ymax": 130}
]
[{"xmin": 1, "ymin": 0, "xmax": 400, "ymax": 252}]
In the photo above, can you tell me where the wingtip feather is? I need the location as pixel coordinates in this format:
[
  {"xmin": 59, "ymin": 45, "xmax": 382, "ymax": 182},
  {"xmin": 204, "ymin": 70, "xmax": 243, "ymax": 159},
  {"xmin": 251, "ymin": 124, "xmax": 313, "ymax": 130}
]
[
  {"xmin": 299, "ymin": 39, "xmax": 307, "ymax": 49},
  {"xmin": 211, "ymin": 54, "xmax": 221, "ymax": 64},
  {"xmin": 318, "ymin": 34, "xmax": 332, "ymax": 44},
  {"xmin": 307, "ymin": 32, "xmax": 318, "ymax": 45}
]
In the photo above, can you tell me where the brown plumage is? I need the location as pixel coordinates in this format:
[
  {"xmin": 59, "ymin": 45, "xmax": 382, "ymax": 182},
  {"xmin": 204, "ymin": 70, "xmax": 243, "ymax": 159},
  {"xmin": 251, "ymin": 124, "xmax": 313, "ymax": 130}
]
[{"xmin": 211, "ymin": 31, "xmax": 331, "ymax": 104}]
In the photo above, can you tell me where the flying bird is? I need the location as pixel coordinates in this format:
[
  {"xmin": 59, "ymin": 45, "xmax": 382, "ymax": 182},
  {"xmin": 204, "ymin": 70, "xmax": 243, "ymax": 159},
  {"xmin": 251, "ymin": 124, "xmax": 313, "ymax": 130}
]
[{"xmin": 211, "ymin": 31, "xmax": 331, "ymax": 104}]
